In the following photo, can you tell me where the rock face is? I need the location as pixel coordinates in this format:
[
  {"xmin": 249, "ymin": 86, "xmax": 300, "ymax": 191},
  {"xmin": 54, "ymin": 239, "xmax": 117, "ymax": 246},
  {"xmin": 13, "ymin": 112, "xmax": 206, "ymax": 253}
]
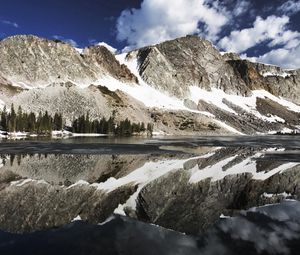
[
  {"xmin": 132, "ymin": 35, "xmax": 250, "ymax": 98},
  {"xmin": 0, "ymin": 35, "xmax": 137, "ymax": 87},
  {"xmin": 227, "ymin": 60, "xmax": 300, "ymax": 103},
  {"xmin": 83, "ymin": 45, "xmax": 138, "ymax": 83},
  {"xmin": 132, "ymin": 35, "xmax": 300, "ymax": 103}
]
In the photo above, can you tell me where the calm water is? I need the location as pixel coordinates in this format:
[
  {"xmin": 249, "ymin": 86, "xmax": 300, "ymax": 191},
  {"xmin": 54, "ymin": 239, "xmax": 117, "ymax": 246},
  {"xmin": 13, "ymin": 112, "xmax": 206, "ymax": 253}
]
[{"xmin": 1, "ymin": 135, "xmax": 300, "ymax": 254}]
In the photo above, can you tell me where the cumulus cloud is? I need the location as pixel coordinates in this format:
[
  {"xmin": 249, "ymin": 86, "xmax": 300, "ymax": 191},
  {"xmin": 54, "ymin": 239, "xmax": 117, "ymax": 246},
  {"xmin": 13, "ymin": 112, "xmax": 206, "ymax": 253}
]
[
  {"xmin": 220, "ymin": 13, "xmax": 300, "ymax": 68},
  {"xmin": 116, "ymin": 0, "xmax": 229, "ymax": 49},
  {"xmin": 52, "ymin": 35, "xmax": 79, "ymax": 48},
  {"xmin": 218, "ymin": 15, "xmax": 299, "ymax": 53},
  {"xmin": 278, "ymin": 0, "xmax": 300, "ymax": 16},
  {"xmin": 115, "ymin": 0, "xmax": 300, "ymax": 69},
  {"xmin": 255, "ymin": 45, "xmax": 300, "ymax": 69},
  {"xmin": 268, "ymin": 30, "xmax": 300, "ymax": 49},
  {"xmin": 1, "ymin": 20, "xmax": 18, "ymax": 28}
]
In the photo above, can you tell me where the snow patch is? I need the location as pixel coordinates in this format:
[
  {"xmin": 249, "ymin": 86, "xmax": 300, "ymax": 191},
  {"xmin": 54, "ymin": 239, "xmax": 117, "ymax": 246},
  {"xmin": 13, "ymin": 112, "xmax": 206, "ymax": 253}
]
[
  {"xmin": 220, "ymin": 214, "xmax": 231, "ymax": 219},
  {"xmin": 189, "ymin": 87, "xmax": 300, "ymax": 123},
  {"xmin": 261, "ymin": 71, "xmax": 291, "ymax": 78},
  {"xmin": 97, "ymin": 75, "xmax": 191, "ymax": 111},
  {"xmin": 10, "ymin": 179, "xmax": 33, "ymax": 187},
  {"xmin": 71, "ymin": 215, "xmax": 82, "ymax": 222},
  {"xmin": 214, "ymin": 120, "xmax": 244, "ymax": 135},
  {"xmin": 98, "ymin": 215, "xmax": 116, "ymax": 225},
  {"xmin": 262, "ymin": 192, "xmax": 292, "ymax": 198},
  {"xmin": 10, "ymin": 178, "xmax": 49, "ymax": 187},
  {"xmin": 51, "ymin": 130, "xmax": 72, "ymax": 136},
  {"xmin": 75, "ymin": 48, "xmax": 84, "ymax": 54},
  {"xmin": 189, "ymin": 87, "xmax": 236, "ymax": 114},
  {"xmin": 189, "ymin": 156, "xmax": 238, "ymax": 183},
  {"xmin": 92, "ymin": 158, "xmax": 193, "ymax": 192},
  {"xmin": 67, "ymin": 180, "xmax": 89, "ymax": 189},
  {"xmin": 189, "ymin": 150, "xmax": 300, "ymax": 183},
  {"xmin": 14, "ymin": 82, "xmax": 33, "ymax": 89},
  {"xmin": 97, "ymin": 42, "xmax": 117, "ymax": 54},
  {"xmin": 71, "ymin": 133, "xmax": 107, "ymax": 137}
]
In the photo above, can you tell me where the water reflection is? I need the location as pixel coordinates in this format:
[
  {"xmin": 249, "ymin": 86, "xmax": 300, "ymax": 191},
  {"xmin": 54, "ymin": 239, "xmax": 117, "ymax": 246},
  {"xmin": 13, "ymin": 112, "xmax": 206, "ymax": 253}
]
[
  {"xmin": 0, "ymin": 145, "xmax": 299, "ymax": 235},
  {"xmin": 0, "ymin": 153, "xmax": 191, "ymax": 185}
]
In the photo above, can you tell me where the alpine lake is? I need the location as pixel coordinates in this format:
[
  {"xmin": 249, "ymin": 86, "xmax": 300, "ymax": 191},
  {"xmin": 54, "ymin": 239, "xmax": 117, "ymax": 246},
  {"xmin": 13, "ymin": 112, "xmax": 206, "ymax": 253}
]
[{"xmin": 0, "ymin": 135, "xmax": 300, "ymax": 255}]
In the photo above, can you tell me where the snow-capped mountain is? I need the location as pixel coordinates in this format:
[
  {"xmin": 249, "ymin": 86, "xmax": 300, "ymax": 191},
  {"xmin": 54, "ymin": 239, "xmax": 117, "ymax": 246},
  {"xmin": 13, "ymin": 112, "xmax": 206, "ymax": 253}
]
[{"xmin": 0, "ymin": 34, "xmax": 300, "ymax": 135}]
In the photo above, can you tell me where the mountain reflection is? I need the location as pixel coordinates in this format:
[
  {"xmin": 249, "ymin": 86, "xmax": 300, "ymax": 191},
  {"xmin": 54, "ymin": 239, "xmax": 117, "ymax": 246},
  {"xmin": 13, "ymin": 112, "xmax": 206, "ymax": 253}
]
[{"xmin": 0, "ymin": 145, "xmax": 299, "ymax": 235}]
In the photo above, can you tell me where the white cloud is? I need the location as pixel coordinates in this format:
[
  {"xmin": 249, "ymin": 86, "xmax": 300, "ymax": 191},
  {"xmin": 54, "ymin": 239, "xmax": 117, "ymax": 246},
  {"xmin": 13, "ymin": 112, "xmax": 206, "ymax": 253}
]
[
  {"xmin": 256, "ymin": 45, "xmax": 300, "ymax": 69},
  {"xmin": 218, "ymin": 15, "xmax": 299, "ymax": 53},
  {"xmin": 116, "ymin": 0, "xmax": 229, "ymax": 50},
  {"xmin": 278, "ymin": 0, "xmax": 300, "ymax": 16},
  {"xmin": 52, "ymin": 35, "xmax": 78, "ymax": 48},
  {"xmin": 220, "ymin": 13, "xmax": 300, "ymax": 69},
  {"xmin": 1, "ymin": 20, "xmax": 18, "ymax": 28},
  {"xmin": 115, "ymin": 0, "xmax": 300, "ymax": 69},
  {"xmin": 232, "ymin": 0, "xmax": 251, "ymax": 16},
  {"xmin": 268, "ymin": 30, "xmax": 300, "ymax": 49}
]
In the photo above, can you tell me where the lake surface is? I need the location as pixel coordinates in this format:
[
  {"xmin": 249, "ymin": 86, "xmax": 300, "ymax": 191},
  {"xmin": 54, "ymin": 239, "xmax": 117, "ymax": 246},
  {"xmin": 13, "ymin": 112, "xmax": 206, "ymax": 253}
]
[{"xmin": 0, "ymin": 135, "xmax": 300, "ymax": 254}]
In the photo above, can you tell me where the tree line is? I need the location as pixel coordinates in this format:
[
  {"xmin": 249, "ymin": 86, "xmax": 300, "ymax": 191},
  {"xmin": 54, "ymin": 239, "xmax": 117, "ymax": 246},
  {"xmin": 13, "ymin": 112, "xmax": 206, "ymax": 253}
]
[
  {"xmin": 0, "ymin": 104, "xmax": 62, "ymax": 134},
  {"xmin": 0, "ymin": 104, "xmax": 153, "ymax": 136},
  {"xmin": 71, "ymin": 112, "xmax": 153, "ymax": 136}
]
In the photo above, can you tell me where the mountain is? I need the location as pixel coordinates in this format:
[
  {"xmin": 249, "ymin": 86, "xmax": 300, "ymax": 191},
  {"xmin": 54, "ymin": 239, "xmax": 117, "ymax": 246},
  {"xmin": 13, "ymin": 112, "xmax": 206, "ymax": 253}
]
[{"xmin": 0, "ymin": 34, "xmax": 300, "ymax": 135}]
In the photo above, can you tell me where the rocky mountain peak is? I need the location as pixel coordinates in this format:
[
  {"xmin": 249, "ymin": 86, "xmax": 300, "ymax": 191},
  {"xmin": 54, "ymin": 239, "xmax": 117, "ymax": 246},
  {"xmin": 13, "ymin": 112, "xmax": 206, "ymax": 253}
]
[
  {"xmin": 221, "ymin": 52, "xmax": 241, "ymax": 61},
  {"xmin": 131, "ymin": 35, "xmax": 251, "ymax": 98},
  {"xmin": 0, "ymin": 35, "xmax": 137, "ymax": 88},
  {"xmin": 125, "ymin": 35, "xmax": 300, "ymax": 104},
  {"xmin": 84, "ymin": 45, "xmax": 138, "ymax": 83}
]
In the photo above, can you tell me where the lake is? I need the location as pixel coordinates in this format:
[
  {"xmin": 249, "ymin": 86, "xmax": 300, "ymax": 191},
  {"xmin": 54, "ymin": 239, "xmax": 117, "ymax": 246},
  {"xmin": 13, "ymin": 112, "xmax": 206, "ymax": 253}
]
[{"xmin": 0, "ymin": 135, "xmax": 300, "ymax": 254}]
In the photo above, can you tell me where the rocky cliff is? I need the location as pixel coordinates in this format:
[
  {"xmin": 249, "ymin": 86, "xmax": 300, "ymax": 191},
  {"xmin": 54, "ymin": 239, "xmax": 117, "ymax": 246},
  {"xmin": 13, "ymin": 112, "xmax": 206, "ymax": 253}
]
[
  {"xmin": 130, "ymin": 35, "xmax": 300, "ymax": 103},
  {"xmin": 0, "ymin": 35, "xmax": 137, "ymax": 88},
  {"xmin": 131, "ymin": 35, "xmax": 250, "ymax": 98}
]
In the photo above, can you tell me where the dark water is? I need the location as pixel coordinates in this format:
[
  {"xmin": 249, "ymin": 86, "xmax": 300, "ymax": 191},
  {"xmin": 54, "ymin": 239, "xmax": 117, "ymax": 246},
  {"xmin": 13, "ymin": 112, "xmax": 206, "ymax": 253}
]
[
  {"xmin": 0, "ymin": 135, "xmax": 300, "ymax": 254},
  {"xmin": 1, "ymin": 201, "xmax": 300, "ymax": 255}
]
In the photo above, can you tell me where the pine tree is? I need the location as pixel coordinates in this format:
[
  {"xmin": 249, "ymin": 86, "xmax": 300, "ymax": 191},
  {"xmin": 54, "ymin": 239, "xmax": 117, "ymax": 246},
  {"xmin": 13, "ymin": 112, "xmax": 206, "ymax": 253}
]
[
  {"xmin": 42, "ymin": 111, "xmax": 52, "ymax": 133},
  {"xmin": 78, "ymin": 115, "xmax": 85, "ymax": 133},
  {"xmin": 37, "ymin": 111, "xmax": 43, "ymax": 134},
  {"xmin": 0, "ymin": 106, "xmax": 7, "ymax": 131},
  {"xmin": 16, "ymin": 105, "xmax": 23, "ymax": 131},
  {"xmin": 85, "ymin": 111, "xmax": 90, "ymax": 133},
  {"xmin": 147, "ymin": 123, "xmax": 153, "ymax": 135},
  {"xmin": 8, "ymin": 104, "xmax": 17, "ymax": 132},
  {"xmin": 28, "ymin": 112, "xmax": 36, "ymax": 133},
  {"xmin": 53, "ymin": 113, "xmax": 63, "ymax": 130},
  {"xmin": 108, "ymin": 117, "xmax": 115, "ymax": 134},
  {"xmin": 72, "ymin": 118, "xmax": 78, "ymax": 133}
]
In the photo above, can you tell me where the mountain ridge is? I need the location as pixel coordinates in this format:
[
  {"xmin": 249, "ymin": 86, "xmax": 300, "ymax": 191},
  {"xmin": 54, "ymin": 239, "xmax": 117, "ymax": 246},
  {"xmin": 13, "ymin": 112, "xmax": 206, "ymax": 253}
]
[{"xmin": 0, "ymin": 34, "xmax": 299, "ymax": 135}]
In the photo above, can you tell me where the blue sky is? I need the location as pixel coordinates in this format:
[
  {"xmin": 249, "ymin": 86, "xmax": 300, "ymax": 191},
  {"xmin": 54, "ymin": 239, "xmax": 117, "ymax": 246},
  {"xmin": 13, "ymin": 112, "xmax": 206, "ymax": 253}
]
[{"xmin": 1, "ymin": 0, "xmax": 300, "ymax": 68}]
